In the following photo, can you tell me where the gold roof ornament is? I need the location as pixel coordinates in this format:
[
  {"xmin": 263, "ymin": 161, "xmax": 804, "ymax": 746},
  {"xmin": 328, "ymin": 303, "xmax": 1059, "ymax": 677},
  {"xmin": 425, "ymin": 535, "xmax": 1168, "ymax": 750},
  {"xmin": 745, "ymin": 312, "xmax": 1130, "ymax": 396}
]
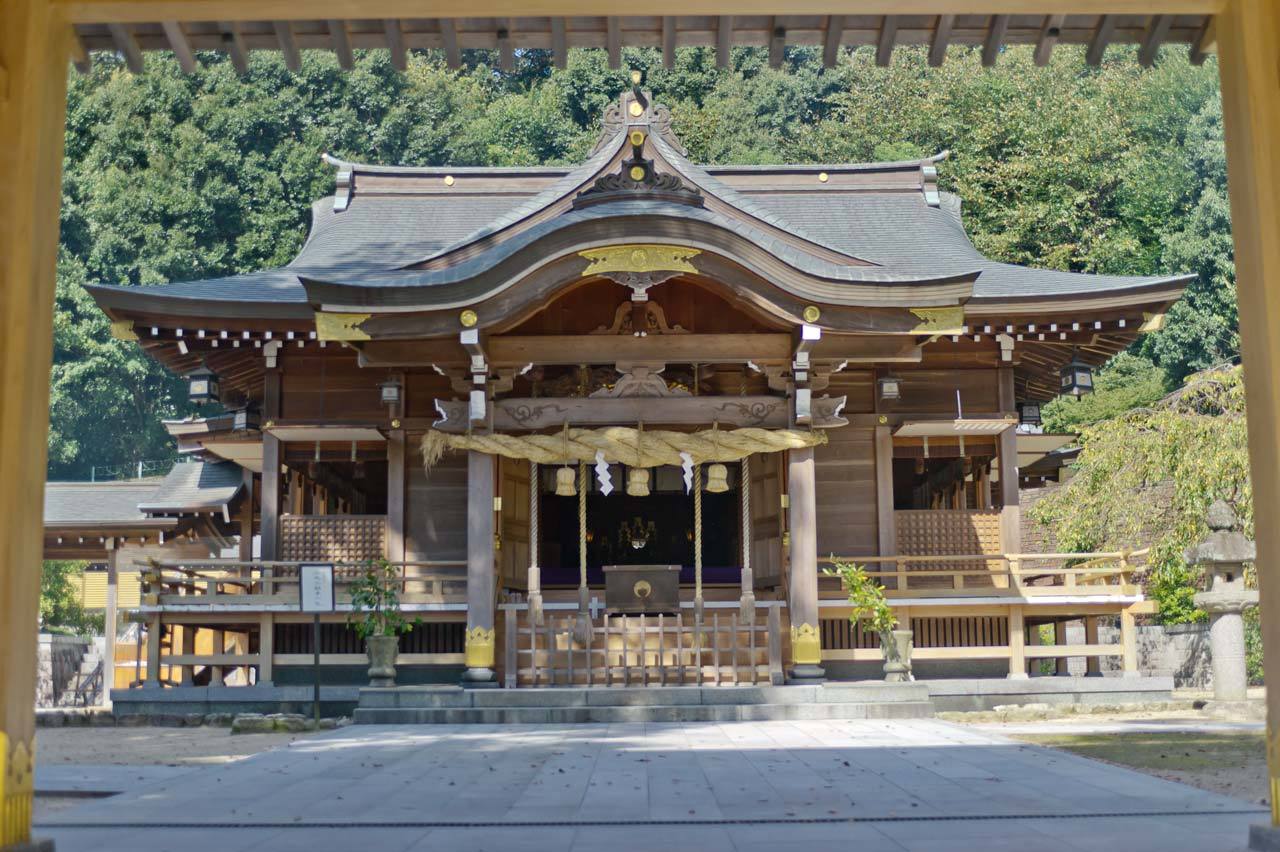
[
  {"xmin": 579, "ymin": 244, "xmax": 700, "ymax": 277},
  {"xmin": 802, "ymin": 305, "xmax": 822, "ymax": 323},
  {"xmin": 459, "ymin": 309, "xmax": 479, "ymax": 328}
]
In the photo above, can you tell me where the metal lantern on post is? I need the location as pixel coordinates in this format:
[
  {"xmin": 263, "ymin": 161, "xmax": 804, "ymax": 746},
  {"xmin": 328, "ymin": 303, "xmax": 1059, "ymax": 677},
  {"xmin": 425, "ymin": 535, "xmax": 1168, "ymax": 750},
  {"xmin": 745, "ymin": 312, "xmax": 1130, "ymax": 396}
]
[
  {"xmin": 1018, "ymin": 402, "xmax": 1042, "ymax": 428},
  {"xmin": 1059, "ymin": 350, "xmax": 1095, "ymax": 397},
  {"xmin": 379, "ymin": 377, "xmax": 402, "ymax": 407},
  {"xmin": 186, "ymin": 363, "xmax": 220, "ymax": 406}
]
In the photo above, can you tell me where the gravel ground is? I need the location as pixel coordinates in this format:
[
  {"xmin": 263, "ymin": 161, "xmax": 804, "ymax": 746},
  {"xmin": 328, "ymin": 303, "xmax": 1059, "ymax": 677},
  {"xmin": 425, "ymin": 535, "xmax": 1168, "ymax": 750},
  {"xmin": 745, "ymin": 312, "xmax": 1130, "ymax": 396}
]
[{"xmin": 36, "ymin": 725, "xmax": 314, "ymax": 766}]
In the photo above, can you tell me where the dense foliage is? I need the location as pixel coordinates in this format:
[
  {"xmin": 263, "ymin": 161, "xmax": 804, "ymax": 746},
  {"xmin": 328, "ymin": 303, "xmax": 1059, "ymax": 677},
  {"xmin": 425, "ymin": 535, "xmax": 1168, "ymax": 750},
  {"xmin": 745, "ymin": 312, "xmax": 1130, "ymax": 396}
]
[
  {"xmin": 52, "ymin": 43, "xmax": 1233, "ymax": 479},
  {"xmin": 1028, "ymin": 367, "xmax": 1261, "ymax": 681},
  {"xmin": 41, "ymin": 561, "xmax": 102, "ymax": 635}
]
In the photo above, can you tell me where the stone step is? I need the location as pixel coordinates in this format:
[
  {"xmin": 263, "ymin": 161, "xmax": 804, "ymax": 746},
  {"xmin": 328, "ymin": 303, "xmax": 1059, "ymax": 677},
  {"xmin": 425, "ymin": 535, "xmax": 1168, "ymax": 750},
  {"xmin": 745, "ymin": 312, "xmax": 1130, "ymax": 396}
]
[
  {"xmin": 353, "ymin": 700, "xmax": 934, "ymax": 725},
  {"xmin": 357, "ymin": 683, "xmax": 930, "ymax": 710}
]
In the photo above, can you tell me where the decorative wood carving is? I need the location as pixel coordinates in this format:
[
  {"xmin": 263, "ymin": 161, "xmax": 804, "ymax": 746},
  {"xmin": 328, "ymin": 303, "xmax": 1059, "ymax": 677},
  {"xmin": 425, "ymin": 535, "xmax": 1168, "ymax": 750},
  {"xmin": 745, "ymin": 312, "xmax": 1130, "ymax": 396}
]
[
  {"xmin": 591, "ymin": 301, "xmax": 687, "ymax": 336},
  {"xmin": 590, "ymin": 363, "xmax": 690, "ymax": 398},
  {"xmin": 432, "ymin": 394, "xmax": 848, "ymax": 432}
]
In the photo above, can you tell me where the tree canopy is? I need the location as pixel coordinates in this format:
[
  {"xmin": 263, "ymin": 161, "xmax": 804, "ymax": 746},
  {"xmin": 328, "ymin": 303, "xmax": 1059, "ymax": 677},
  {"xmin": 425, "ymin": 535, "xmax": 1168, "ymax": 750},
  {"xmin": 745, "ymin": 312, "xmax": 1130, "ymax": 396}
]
[{"xmin": 51, "ymin": 44, "xmax": 1233, "ymax": 479}]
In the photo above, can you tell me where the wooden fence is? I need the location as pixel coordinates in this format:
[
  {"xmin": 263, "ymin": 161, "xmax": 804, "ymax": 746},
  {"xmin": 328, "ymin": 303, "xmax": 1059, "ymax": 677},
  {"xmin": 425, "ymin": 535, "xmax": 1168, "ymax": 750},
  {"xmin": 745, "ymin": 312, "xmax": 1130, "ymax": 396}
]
[{"xmin": 503, "ymin": 606, "xmax": 784, "ymax": 688}]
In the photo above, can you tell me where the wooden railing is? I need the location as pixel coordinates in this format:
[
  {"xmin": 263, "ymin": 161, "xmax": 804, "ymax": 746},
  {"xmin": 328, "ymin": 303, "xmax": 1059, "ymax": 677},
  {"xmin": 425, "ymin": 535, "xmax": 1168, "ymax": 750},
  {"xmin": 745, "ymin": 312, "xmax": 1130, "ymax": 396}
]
[
  {"xmin": 818, "ymin": 549, "xmax": 1148, "ymax": 598},
  {"xmin": 503, "ymin": 606, "xmax": 784, "ymax": 688},
  {"xmin": 141, "ymin": 559, "xmax": 468, "ymax": 608}
]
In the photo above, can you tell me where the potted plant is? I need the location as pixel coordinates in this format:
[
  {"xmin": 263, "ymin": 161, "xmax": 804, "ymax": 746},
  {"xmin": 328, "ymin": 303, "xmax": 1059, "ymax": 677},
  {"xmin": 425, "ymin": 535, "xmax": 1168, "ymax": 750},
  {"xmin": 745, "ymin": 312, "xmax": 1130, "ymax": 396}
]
[
  {"xmin": 823, "ymin": 559, "xmax": 913, "ymax": 682},
  {"xmin": 347, "ymin": 559, "xmax": 417, "ymax": 687}
]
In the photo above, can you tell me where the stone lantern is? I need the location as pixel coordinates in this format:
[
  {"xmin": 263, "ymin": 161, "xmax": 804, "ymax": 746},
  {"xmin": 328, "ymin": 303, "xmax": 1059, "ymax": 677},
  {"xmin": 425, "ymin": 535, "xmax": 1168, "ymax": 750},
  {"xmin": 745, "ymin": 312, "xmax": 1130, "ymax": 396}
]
[{"xmin": 1186, "ymin": 500, "xmax": 1259, "ymax": 703}]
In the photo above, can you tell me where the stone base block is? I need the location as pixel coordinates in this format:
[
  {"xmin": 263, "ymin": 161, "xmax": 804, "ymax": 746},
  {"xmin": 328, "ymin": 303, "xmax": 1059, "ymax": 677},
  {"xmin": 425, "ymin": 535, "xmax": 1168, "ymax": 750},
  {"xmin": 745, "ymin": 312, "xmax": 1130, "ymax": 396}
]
[{"xmin": 1250, "ymin": 823, "xmax": 1280, "ymax": 852}]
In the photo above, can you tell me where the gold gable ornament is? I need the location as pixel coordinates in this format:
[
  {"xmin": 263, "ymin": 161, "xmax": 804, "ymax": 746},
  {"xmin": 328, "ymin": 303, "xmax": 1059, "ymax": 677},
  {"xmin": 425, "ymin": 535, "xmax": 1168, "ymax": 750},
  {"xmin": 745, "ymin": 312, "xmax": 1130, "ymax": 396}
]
[
  {"xmin": 315, "ymin": 312, "xmax": 372, "ymax": 342},
  {"xmin": 579, "ymin": 244, "xmax": 700, "ymax": 277},
  {"xmin": 908, "ymin": 307, "xmax": 965, "ymax": 336},
  {"xmin": 110, "ymin": 320, "xmax": 138, "ymax": 341}
]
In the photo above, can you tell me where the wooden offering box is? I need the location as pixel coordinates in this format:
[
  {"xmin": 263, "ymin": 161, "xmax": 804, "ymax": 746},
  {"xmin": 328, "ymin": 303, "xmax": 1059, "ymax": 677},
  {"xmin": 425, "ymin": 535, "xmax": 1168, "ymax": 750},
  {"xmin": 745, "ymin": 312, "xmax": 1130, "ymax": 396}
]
[{"xmin": 603, "ymin": 564, "xmax": 681, "ymax": 614}]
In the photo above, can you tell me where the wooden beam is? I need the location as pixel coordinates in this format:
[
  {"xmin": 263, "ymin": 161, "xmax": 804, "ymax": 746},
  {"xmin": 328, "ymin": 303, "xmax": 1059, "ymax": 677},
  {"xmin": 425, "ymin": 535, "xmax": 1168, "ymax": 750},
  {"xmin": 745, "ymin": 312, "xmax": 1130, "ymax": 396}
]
[
  {"xmin": 1085, "ymin": 14, "xmax": 1115, "ymax": 66},
  {"xmin": 822, "ymin": 15, "xmax": 842, "ymax": 68},
  {"xmin": 161, "ymin": 20, "xmax": 196, "ymax": 72},
  {"xmin": 0, "ymin": 1, "xmax": 71, "ymax": 842},
  {"xmin": 662, "ymin": 15, "xmax": 675, "ymax": 69},
  {"xmin": 716, "ymin": 15, "xmax": 732, "ymax": 68},
  {"xmin": 497, "ymin": 22, "xmax": 513, "ymax": 72},
  {"xmin": 982, "ymin": 14, "xmax": 1008, "ymax": 66},
  {"xmin": 769, "ymin": 20, "xmax": 786, "ymax": 68},
  {"xmin": 59, "ymin": 1, "xmax": 1227, "ymax": 27},
  {"xmin": 440, "ymin": 18, "xmax": 460, "ymax": 69},
  {"xmin": 875, "ymin": 15, "xmax": 897, "ymax": 66},
  {"xmin": 1033, "ymin": 13, "xmax": 1064, "ymax": 66},
  {"xmin": 328, "ymin": 18, "xmax": 353, "ymax": 69},
  {"xmin": 875, "ymin": 425, "xmax": 896, "ymax": 558},
  {"xmin": 1188, "ymin": 15, "xmax": 1215, "ymax": 64},
  {"xmin": 1217, "ymin": 0, "xmax": 1280, "ymax": 829},
  {"xmin": 273, "ymin": 20, "xmax": 300, "ymax": 71},
  {"xmin": 221, "ymin": 21, "xmax": 249, "ymax": 73},
  {"xmin": 384, "ymin": 18, "xmax": 405, "ymax": 70},
  {"xmin": 69, "ymin": 30, "xmax": 92, "ymax": 73},
  {"xmin": 1138, "ymin": 14, "xmax": 1173, "ymax": 66},
  {"xmin": 606, "ymin": 16, "xmax": 621, "ymax": 68},
  {"xmin": 386, "ymin": 428, "xmax": 406, "ymax": 562},
  {"xmin": 928, "ymin": 14, "xmax": 953, "ymax": 67},
  {"xmin": 550, "ymin": 17, "xmax": 567, "ymax": 69},
  {"xmin": 106, "ymin": 22, "xmax": 143, "ymax": 72}
]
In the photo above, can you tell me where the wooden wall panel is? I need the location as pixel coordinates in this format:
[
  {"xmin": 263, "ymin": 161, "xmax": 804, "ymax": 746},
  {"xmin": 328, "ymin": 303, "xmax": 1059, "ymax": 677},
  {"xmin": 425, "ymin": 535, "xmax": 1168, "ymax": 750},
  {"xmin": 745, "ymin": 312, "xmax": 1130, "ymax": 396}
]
[
  {"xmin": 825, "ymin": 370, "xmax": 875, "ymax": 414},
  {"xmin": 280, "ymin": 515, "xmax": 386, "ymax": 562},
  {"xmin": 499, "ymin": 457, "xmax": 530, "ymax": 591},
  {"xmin": 877, "ymin": 369, "xmax": 999, "ymax": 415},
  {"xmin": 406, "ymin": 449, "xmax": 468, "ymax": 563},
  {"xmin": 750, "ymin": 452, "xmax": 782, "ymax": 588},
  {"xmin": 280, "ymin": 352, "xmax": 382, "ymax": 421},
  {"xmin": 814, "ymin": 427, "xmax": 878, "ymax": 558}
]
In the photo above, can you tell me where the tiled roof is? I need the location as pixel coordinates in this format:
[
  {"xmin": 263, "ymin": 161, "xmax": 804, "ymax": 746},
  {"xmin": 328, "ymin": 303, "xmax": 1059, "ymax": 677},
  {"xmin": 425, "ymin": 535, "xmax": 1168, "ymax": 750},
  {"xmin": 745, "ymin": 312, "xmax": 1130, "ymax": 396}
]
[{"xmin": 45, "ymin": 461, "xmax": 243, "ymax": 526}]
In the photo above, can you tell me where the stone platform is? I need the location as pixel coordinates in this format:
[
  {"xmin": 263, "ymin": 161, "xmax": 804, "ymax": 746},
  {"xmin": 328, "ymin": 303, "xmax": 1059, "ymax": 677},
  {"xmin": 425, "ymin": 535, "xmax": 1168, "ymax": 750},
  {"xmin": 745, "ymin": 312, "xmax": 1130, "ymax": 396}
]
[{"xmin": 354, "ymin": 683, "xmax": 935, "ymax": 724}]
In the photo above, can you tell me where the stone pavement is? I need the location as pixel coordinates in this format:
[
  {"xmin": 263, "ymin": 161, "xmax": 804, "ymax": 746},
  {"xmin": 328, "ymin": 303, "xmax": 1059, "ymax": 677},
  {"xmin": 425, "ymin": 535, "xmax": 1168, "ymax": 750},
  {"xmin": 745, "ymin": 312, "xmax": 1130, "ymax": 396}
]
[{"xmin": 36, "ymin": 719, "xmax": 1264, "ymax": 852}]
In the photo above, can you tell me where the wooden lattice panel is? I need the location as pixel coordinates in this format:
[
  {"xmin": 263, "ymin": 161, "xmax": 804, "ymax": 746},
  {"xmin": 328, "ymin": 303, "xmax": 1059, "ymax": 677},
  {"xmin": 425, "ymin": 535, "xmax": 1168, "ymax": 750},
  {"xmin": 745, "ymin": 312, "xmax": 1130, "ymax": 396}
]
[
  {"xmin": 894, "ymin": 510, "xmax": 1003, "ymax": 588},
  {"xmin": 280, "ymin": 515, "xmax": 386, "ymax": 563},
  {"xmin": 821, "ymin": 616, "xmax": 1009, "ymax": 650}
]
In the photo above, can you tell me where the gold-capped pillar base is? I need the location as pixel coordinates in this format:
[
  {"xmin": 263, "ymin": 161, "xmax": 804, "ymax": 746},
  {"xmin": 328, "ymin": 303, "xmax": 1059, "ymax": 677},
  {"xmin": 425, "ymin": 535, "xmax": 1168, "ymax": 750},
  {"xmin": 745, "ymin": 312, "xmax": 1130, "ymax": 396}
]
[
  {"xmin": 789, "ymin": 623, "xmax": 822, "ymax": 666},
  {"xmin": 463, "ymin": 626, "xmax": 496, "ymax": 669},
  {"xmin": 0, "ymin": 732, "xmax": 35, "ymax": 847}
]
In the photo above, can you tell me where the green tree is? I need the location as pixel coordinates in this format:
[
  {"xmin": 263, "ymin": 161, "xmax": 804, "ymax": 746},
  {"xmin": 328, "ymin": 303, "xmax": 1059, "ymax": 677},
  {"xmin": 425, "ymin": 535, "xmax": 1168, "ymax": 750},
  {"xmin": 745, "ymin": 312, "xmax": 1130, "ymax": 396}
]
[{"xmin": 40, "ymin": 561, "xmax": 99, "ymax": 634}]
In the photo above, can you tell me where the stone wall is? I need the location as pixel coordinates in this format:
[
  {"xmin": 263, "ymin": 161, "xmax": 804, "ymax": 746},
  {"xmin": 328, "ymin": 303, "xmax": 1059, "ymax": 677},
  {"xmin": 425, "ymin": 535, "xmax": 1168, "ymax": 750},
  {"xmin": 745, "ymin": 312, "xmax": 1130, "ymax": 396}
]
[
  {"xmin": 36, "ymin": 634, "xmax": 89, "ymax": 707},
  {"xmin": 1059, "ymin": 620, "xmax": 1211, "ymax": 686}
]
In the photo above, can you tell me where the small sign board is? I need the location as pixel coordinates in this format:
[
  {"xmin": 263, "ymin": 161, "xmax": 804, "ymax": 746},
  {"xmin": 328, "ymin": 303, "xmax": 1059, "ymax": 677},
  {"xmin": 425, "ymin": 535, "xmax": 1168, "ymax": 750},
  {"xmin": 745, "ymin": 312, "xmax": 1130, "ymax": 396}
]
[{"xmin": 299, "ymin": 563, "xmax": 335, "ymax": 613}]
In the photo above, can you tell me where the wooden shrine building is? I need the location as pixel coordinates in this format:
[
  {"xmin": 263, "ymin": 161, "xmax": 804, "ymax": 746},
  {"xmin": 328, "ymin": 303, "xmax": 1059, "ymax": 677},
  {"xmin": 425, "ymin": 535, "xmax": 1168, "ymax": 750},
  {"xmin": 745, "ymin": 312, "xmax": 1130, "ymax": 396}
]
[{"xmin": 85, "ymin": 80, "xmax": 1189, "ymax": 689}]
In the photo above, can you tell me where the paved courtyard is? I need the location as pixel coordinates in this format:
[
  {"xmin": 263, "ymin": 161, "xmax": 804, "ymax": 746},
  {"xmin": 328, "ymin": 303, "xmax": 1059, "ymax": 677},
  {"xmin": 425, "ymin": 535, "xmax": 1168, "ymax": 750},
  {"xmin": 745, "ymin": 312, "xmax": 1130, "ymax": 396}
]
[{"xmin": 38, "ymin": 719, "xmax": 1264, "ymax": 852}]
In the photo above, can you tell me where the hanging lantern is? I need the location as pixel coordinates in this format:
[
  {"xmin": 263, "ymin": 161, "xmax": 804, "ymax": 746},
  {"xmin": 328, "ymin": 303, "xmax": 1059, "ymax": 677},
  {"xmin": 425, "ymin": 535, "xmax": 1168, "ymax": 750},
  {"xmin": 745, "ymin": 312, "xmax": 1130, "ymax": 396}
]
[
  {"xmin": 877, "ymin": 375, "xmax": 902, "ymax": 402},
  {"xmin": 1018, "ymin": 402, "xmax": 1042, "ymax": 427},
  {"xmin": 705, "ymin": 463, "xmax": 730, "ymax": 493},
  {"xmin": 626, "ymin": 467, "xmax": 651, "ymax": 497},
  {"xmin": 379, "ymin": 377, "xmax": 402, "ymax": 406},
  {"xmin": 186, "ymin": 363, "xmax": 220, "ymax": 406},
  {"xmin": 1059, "ymin": 350, "xmax": 1095, "ymax": 397},
  {"xmin": 555, "ymin": 466, "xmax": 577, "ymax": 497}
]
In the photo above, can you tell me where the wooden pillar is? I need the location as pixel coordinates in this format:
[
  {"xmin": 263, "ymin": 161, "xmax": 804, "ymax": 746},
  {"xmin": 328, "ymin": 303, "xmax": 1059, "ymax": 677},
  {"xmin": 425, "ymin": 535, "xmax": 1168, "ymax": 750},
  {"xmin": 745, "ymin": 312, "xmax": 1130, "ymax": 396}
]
[
  {"xmin": 996, "ymin": 367, "xmax": 1020, "ymax": 553},
  {"xmin": 874, "ymin": 425, "xmax": 897, "ymax": 562},
  {"xmin": 1119, "ymin": 608, "xmax": 1138, "ymax": 675},
  {"xmin": 1084, "ymin": 616, "xmax": 1101, "ymax": 676},
  {"xmin": 238, "ymin": 468, "xmax": 255, "ymax": 563},
  {"xmin": 260, "ymin": 369, "xmax": 282, "ymax": 561},
  {"xmin": 386, "ymin": 428, "xmax": 406, "ymax": 563},
  {"xmin": 145, "ymin": 615, "xmax": 162, "ymax": 686},
  {"xmin": 258, "ymin": 613, "xmax": 274, "ymax": 685},
  {"xmin": 103, "ymin": 540, "xmax": 119, "ymax": 704},
  {"xmin": 180, "ymin": 625, "xmax": 195, "ymax": 686},
  {"xmin": 786, "ymin": 447, "xmax": 823, "ymax": 680},
  {"xmin": 1008, "ymin": 603, "xmax": 1029, "ymax": 675},
  {"xmin": 1217, "ymin": 0, "xmax": 1280, "ymax": 833},
  {"xmin": 1054, "ymin": 621, "xmax": 1069, "ymax": 676},
  {"xmin": 0, "ymin": 1, "xmax": 70, "ymax": 843},
  {"xmin": 463, "ymin": 451, "xmax": 497, "ymax": 683},
  {"xmin": 211, "ymin": 630, "xmax": 225, "ymax": 687}
]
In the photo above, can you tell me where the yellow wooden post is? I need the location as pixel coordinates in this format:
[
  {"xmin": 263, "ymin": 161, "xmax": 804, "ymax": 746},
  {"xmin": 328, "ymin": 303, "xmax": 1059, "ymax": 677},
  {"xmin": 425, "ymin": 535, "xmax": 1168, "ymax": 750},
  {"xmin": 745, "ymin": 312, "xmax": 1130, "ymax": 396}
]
[
  {"xmin": 1217, "ymin": 0, "xmax": 1280, "ymax": 831},
  {"xmin": 1119, "ymin": 608, "xmax": 1138, "ymax": 674},
  {"xmin": 0, "ymin": 0, "xmax": 71, "ymax": 844}
]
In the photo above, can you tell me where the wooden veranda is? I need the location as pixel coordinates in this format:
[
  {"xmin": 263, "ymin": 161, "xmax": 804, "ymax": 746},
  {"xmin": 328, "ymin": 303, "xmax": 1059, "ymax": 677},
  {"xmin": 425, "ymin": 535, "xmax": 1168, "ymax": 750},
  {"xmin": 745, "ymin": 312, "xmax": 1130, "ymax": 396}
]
[{"xmin": 2, "ymin": 0, "xmax": 1278, "ymax": 848}]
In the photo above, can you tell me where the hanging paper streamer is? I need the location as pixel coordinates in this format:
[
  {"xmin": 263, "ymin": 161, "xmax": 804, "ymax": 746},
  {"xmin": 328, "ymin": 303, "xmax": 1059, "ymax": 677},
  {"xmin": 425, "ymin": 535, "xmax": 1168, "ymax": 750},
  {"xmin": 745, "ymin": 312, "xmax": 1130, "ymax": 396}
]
[
  {"xmin": 595, "ymin": 450, "xmax": 613, "ymax": 496},
  {"xmin": 680, "ymin": 451, "xmax": 694, "ymax": 493}
]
